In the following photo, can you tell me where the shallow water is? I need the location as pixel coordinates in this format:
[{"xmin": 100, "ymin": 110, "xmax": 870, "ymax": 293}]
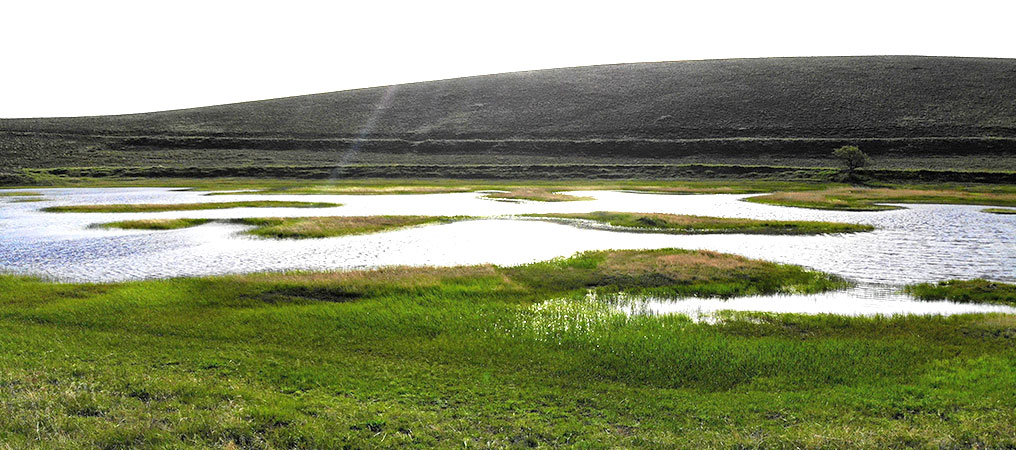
[
  {"xmin": 610, "ymin": 285, "xmax": 1016, "ymax": 320},
  {"xmin": 1, "ymin": 188, "xmax": 1014, "ymax": 296}
]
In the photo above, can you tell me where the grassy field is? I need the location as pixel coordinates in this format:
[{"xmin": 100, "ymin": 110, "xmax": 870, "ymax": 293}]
[
  {"xmin": 42, "ymin": 201, "xmax": 341, "ymax": 213},
  {"xmin": 2, "ymin": 250, "xmax": 1016, "ymax": 448},
  {"xmin": 527, "ymin": 211, "xmax": 873, "ymax": 234},
  {"xmin": 745, "ymin": 186, "xmax": 1016, "ymax": 210},
  {"xmin": 905, "ymin": 279, "xmax": 1016, "ymax": 306}
]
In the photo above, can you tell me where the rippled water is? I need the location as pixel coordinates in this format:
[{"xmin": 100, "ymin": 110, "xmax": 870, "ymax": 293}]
[{"xmin": 1, "ymin": 187, "xmax": 1014, "ymax": 315}]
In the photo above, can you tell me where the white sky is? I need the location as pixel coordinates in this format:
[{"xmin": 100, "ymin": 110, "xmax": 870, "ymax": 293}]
[{"xmin": 2, "ymin": 0, "xmax": 1014, "ymax": 118}]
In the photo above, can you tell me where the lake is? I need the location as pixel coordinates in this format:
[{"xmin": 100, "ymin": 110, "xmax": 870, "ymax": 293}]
[{"xmin": 2, "ymin": 187, "xmax": 1014, "ymax": 316}]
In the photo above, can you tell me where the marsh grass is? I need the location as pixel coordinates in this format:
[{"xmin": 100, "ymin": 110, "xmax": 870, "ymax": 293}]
[
  {"xmin": 42, "ymin": 200, "xmax": 341, "ymax": 213},
  {"xmin": 747, "ymin": 187, "xmax": 1016, "ymax": 210},
  {"xmin": 905, "ymin": 279, "xmax": 1016, "ymax": 306},
  {"xmin": 984, "ymin": 207, "xmax": 1016, "ymax": 214},
  {"xmin": 191, "ymin": 179, "xmax": 831, "ymax": 197},
  {"xmin": 96, "ymin": 215, "xmax": 468, "ymax": 238},
  {"xmin": 481, "ymin": 188, "xmax": 593, "ymax": 202},
  {"xmin": 94, "ymin": 218, "xmax": 214, "ymax": 230},
  {"xmin": 0, "ymin": 191, "xmax": 42, "ymax": 197},
  {"xmin": 529, "ymin": 211, "xmax": 873, "ymax": 234},
  {"xmin": 232, "ymin": 215, "xmax": 466, "ymax": 239},
  {"xmin": 0, "ymin": 250, "xmax": 1014, "ymax": 447}
]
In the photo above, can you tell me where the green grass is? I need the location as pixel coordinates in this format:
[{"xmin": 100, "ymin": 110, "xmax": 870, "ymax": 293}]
[
  {"xmin": 94, "ymin": 218, "xmax": 214, "ymax": 230},
  {"xmin": 95, "ymin": 216, "xmax": 466, "ymax": 239},
  {"xmin": 984, "ymin": 207, "xmax": 1016, "ymax": 214},
  {"xmin": 232, "ymin": 216, "xmax": 465, "ymax": 239},
  {"xmin": 1, "ymin": 250, "xmax": 1015, "ymax": 447},
  {"xmin": 746, "ymin": 186, "xmax": 1016, "ymax": 210},
  {"xmin": 905, "ymin": 279, "xmax": 1016, "ymax": 306},
  {"xmin": 483, "ymin": 188, "xmax": 593, "ymax": 202},
  {"xmin": 0, "ymin": 191, "xmax": 41, "ymax": 197},
  {"xmin": 528, "ymin": 211, "xmax": 873, "ymax": 234},
  {"xmin": 42, "ymin": 200, "xmax": 341, "ymax": 213},
  {"xmin": 176, "ymin": 178, "xmax": 837, "ymax": 196}
]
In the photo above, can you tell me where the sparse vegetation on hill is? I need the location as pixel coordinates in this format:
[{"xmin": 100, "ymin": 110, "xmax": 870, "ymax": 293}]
[{"xmin": 3, "ymin": 56, "xmax": 1016, "ymax": 173}]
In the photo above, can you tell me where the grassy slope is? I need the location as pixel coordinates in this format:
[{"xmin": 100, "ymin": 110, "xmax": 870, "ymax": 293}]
[
  {"xmin": 43, "ymin": 201, "xmax": 341, "ymax": 213},
  {"xmin": 3, "ymin": 56, "xmax": 1016, "ymax": 172},
  {"xmin": 5, "ymin": 57, "xmax": 1016, "ymax": 139},
  {"xmin": 529, "ymin": 211, "xmax": 873, "ymax": 234},
  {"xmin": 2, "ymin": 251, "xmax": 1015, "ymax": 448}
]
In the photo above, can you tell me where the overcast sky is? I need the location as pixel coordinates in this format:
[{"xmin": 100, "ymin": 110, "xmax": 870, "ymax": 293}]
[{"xmin": 2, "ymin": 0, "xmax": 1014, "ymax": 118}]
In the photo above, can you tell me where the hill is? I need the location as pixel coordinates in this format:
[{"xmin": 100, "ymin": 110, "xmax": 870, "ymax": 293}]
[{"xmin": 3, "ymin": 56, "xmax": 1016, "ymax": 176}]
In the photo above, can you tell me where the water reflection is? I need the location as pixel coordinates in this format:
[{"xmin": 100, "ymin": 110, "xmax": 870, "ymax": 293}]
[{"xmin": 602, "ymin": 285, "xmax": 1016, "ymax": 321}]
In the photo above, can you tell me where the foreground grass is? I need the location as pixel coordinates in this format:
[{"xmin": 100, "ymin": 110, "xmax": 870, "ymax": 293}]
[
  {"xmin": 746, "ymin": 186, "xmax": 1016, "ymax": 210},
  {"xmin": 984, "ymin": 207, "xmax": 1016, "ymax": 214},
  {"xmin": 42, "ymin": 201, "xmax": 341, "ymax": 213},
  {"xmin": 1, "ymin": 250, "xmax": 1015, "ymax": 447},
  {"xmin": 906, "ymin": 279, "xmax": 1016, "ymax": 306},
  {"xmin": 529, "ymin": 211, "xmax": 873, "ymax": 235}
]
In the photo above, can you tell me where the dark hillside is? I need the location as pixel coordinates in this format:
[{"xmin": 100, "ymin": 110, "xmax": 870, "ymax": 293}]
[{"xmin": 2, "ymin": 56, "xmax": 1016, "ymax": 173}]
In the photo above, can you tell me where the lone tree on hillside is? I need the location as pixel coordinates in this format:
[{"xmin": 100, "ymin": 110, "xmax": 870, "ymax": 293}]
[{"xmin": 832, "ymin": 145, "xmax": 870, "ymax": 172}]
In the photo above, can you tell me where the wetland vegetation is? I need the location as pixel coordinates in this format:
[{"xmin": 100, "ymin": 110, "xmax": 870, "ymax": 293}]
[
  {"xmin": 95, "ymin": 211, "xmax": 873, "ymax": 239},
  {"xmin": 528, "ymin": 211, "xmax": 873, "ymax": 234},
  {"xmin": 42, "ymin": 200, "xmax": 341, "ymax": 213},
  {"xmin": 232, "ymin": 216, "xmax": 464, "ymax": 239},
  {"xmin": 96, "ymin": 216, "xmax": 467, "ymax": 239},
  {"xmin": 745, "ymin": 186, "xmax": 1016, "ymax": 211},
  {"xmin": 905, "ymin": 279, "xmax": 1016, "ymax": 306},
  {"xmin": 1, "ymin": 249, "xmax": 1015, "ymax": 447},
  {"xmin": 482, "ymin": 188, "xmax": 592, "ymax": 202},
  {"xmin": 96, "ymin": 218, "xmax": 214, "ymax": 230},
  {"xmin": 984, "ymin": 207, "xmax": 1016, "ymax": 214}
]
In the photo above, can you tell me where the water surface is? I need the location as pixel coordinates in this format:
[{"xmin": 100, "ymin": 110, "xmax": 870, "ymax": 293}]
[{"xmin": 2, "ymin": 188, "xmax": 1013, "ymax": 295}]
